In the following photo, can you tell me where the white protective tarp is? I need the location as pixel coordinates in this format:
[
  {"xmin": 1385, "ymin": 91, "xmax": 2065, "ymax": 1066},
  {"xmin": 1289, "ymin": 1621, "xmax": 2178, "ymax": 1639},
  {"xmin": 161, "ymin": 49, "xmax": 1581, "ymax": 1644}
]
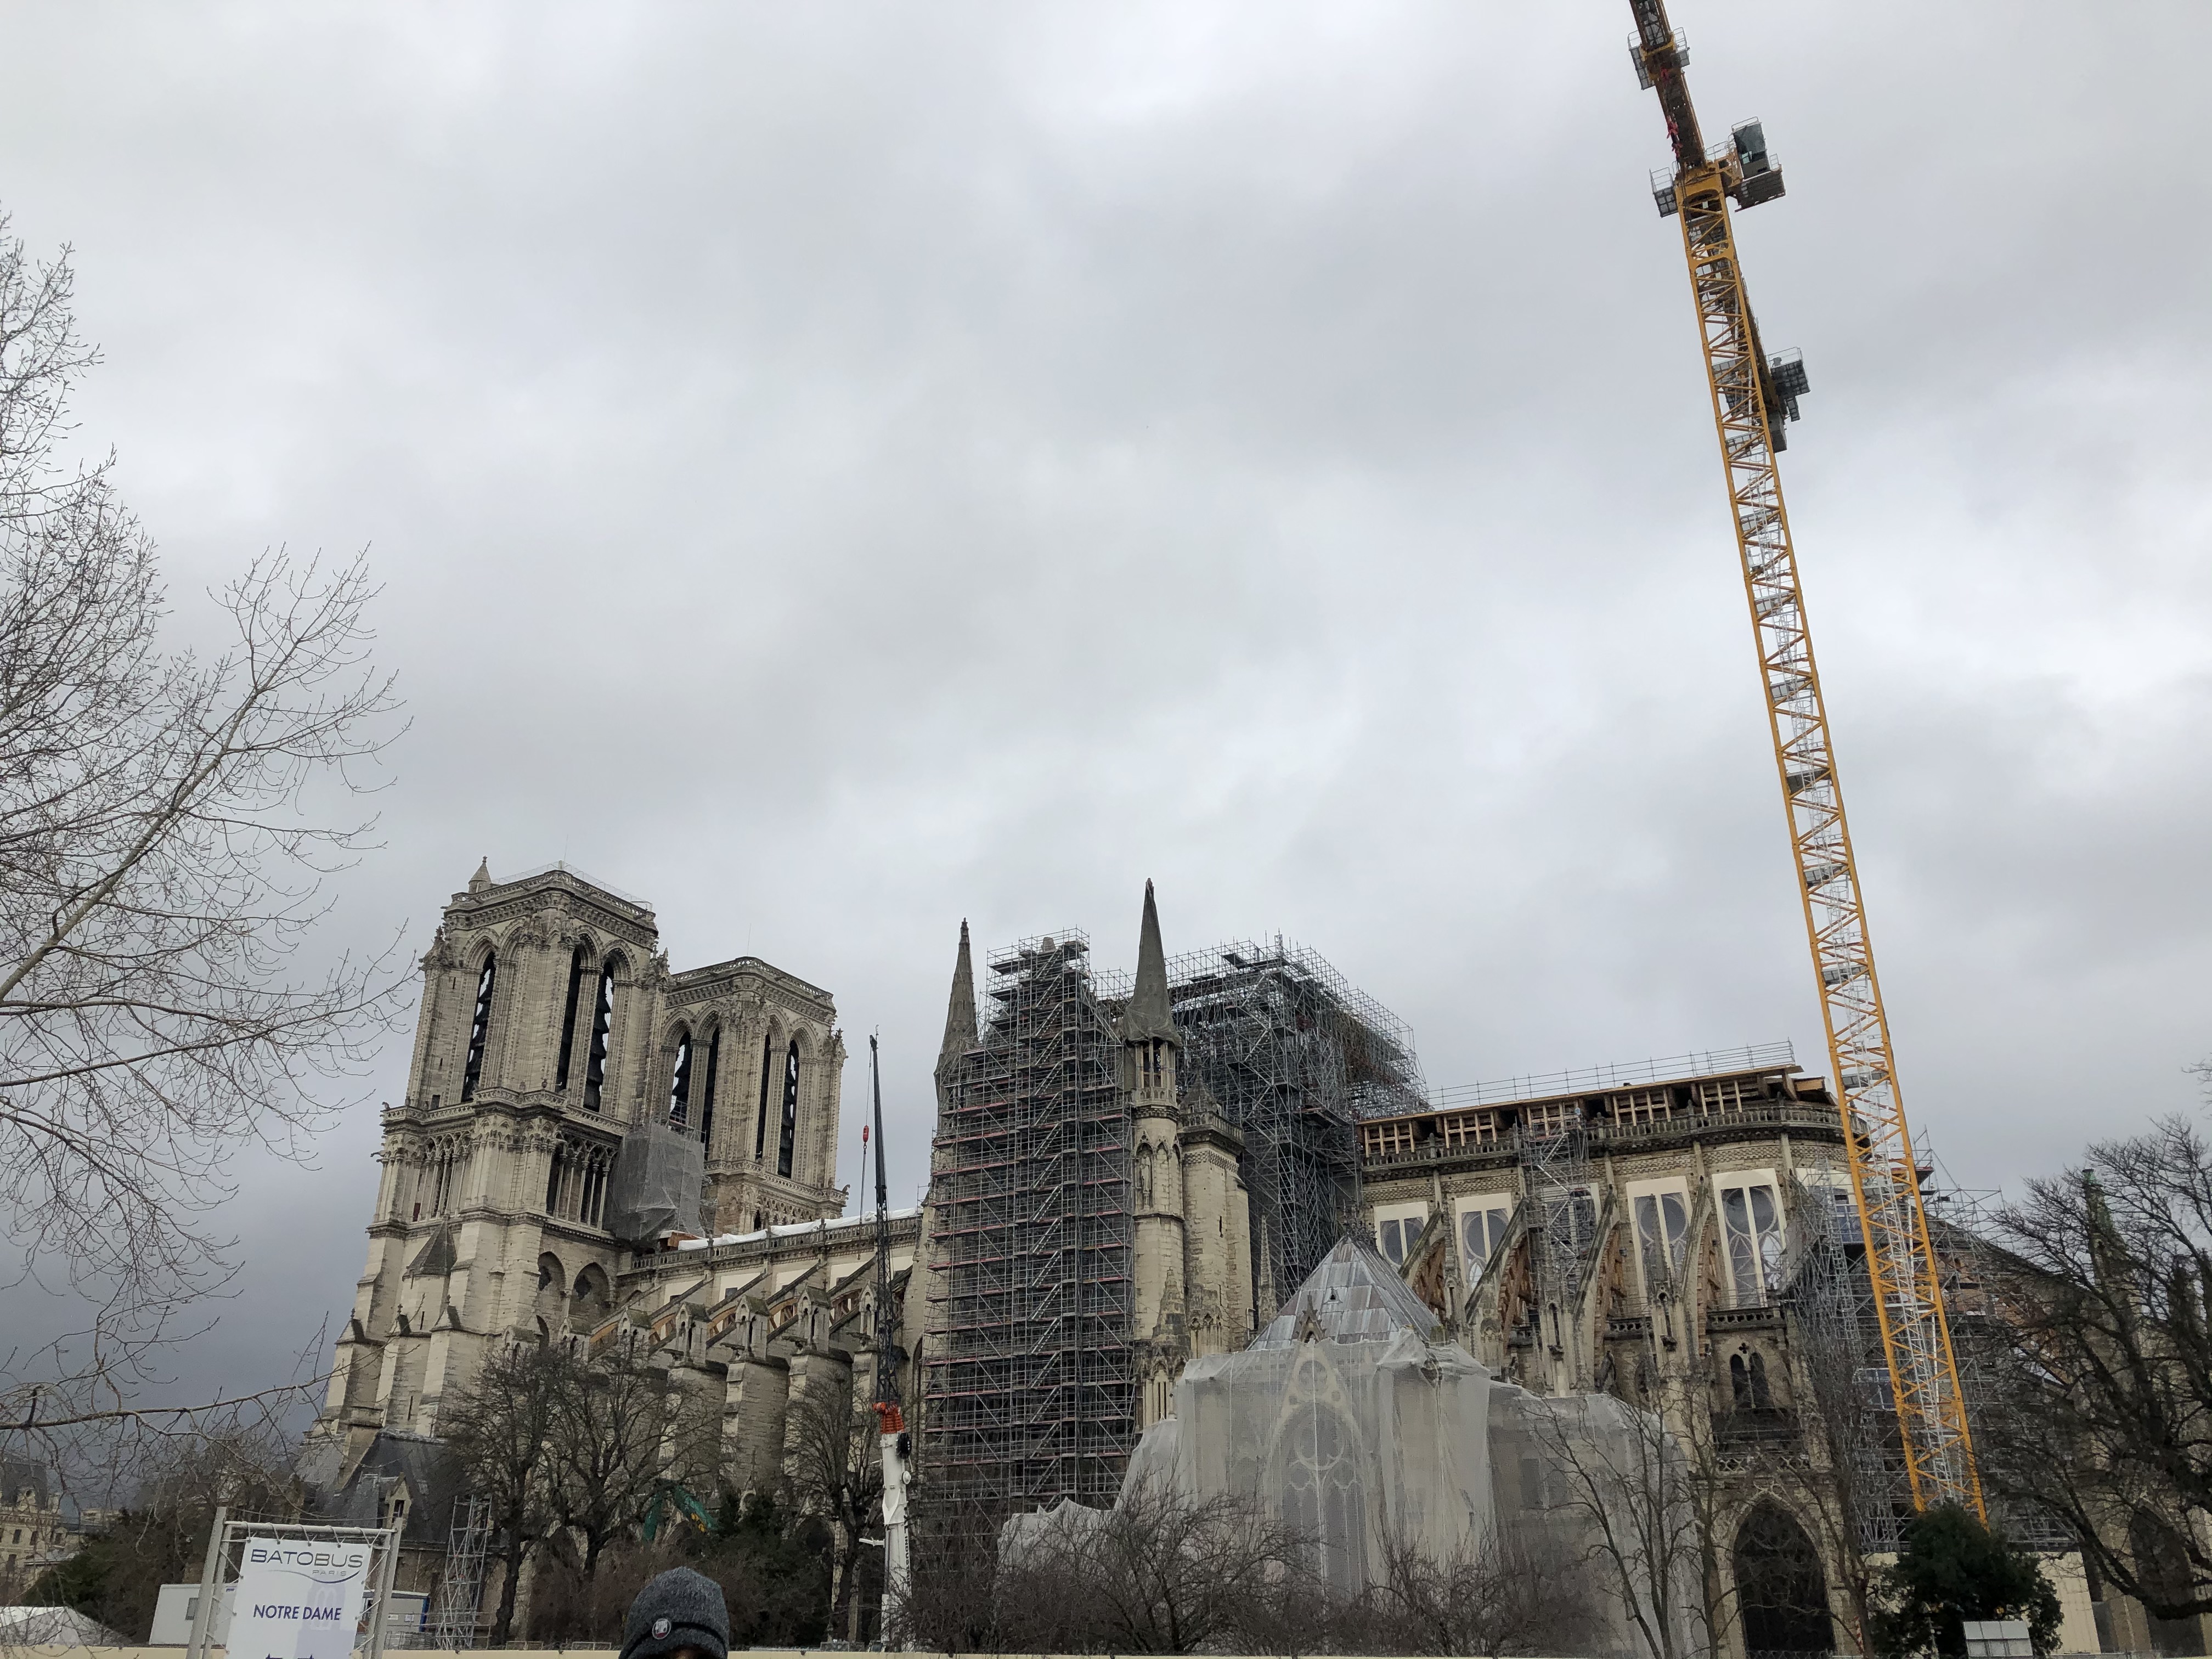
[
  {"xmin": 1133, "ymin": 1238, "xmax": 1495, "ymax": 1596},
  {"xmin": 1033, "ymin": 1235, "xmax": 1692, "ymax": 1659}
]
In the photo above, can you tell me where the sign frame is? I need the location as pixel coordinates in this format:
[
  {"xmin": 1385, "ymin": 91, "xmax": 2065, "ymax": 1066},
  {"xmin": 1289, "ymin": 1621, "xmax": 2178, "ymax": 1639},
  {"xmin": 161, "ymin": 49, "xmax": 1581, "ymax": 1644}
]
[{"xmin": 185, "ymin": 1509, "xmax": 402, "ymax": 1659}]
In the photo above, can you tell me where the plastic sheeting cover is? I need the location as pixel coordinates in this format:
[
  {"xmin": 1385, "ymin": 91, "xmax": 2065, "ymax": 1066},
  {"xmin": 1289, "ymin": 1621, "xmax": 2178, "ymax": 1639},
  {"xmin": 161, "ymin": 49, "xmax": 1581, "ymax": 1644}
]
[
  {"xmin": 1042, "ymin": 1237, "xmax": 1692, "ymax": 1659},
  {"xmin": 603, "ymin": 1124, "xmax": 704, "ymax": 1242},
  {"xmin": 1119, "ymin": 1238, "xmax": 1489, "ymax": 1598}
]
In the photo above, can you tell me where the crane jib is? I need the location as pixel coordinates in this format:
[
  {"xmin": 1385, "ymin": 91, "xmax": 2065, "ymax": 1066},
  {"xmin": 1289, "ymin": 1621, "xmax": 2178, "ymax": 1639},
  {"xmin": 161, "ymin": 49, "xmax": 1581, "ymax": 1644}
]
[{"xmin": 1626, "ymin": 0, "xmax": 1985, "ymax": 1521}]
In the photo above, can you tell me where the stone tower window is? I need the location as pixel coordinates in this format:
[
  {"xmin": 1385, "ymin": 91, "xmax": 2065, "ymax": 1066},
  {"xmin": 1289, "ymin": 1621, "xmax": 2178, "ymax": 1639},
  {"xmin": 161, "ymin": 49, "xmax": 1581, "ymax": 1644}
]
[
  {"xmin": 777, "ymin": 1041, "xmax": 800, "ymax": 1177},
  {"xmin": 668, "ymin": 1030, "xmax": 693, "ymax": 1127},
  {"xmin": 698, "ymin": 1029, "xmax": 720, "ymax": 1149},
  {"xmin": 582, "ymin": 964, "xmax": 616, "ymax": 1111},
  {"xmin": 755, "ymin": 1035, "xmax": 775, "ymax": 1159},
  {"xmin": 460, "ymin": 954, "xmax": 497, "ymax": 1103},
  {"xmin": 555, "ymin": 945, "xmax": 589, "ymax": 1091}
]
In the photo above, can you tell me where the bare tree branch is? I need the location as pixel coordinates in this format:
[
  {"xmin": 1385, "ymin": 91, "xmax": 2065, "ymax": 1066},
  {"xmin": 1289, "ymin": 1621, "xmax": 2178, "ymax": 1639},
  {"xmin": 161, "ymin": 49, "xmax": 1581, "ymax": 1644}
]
[{"xmin": 0, "ymin": 205, "xmax": 408, "ymax": 1447}]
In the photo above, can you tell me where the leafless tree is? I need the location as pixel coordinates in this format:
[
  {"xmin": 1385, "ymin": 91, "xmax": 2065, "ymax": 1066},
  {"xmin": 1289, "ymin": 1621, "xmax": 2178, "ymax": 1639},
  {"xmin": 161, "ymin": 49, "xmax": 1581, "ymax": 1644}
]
[
  {"xmin": 545, "ymin": 1350, "xmax": 673, "ymax": 1587},
  {"xmin": 884, "ymin": 1492, "xmax": 1009, "ymax": 1655},
  {"xmin": 780, "ymin": 1374, "xmax": 882, "ymax": 1643},
  {"xmin": 1367, "ymin": 1522, "xmax": 1600, "ymax": 1657},
  {"xmin": 438, "ymin": 1341, "xmax": 568, "ymax": 1644},
  {"xmin": 1974, "ymin": 1117, "xmax": 2212, "ymax": 1621},
  {"xmin": 0, "ymin": 206, "xmax": 405, "ymax": 1457},
  {"xmin": 991, "ymin": 1476, "xmax": 1304, "ymax": 1655},
  {"xmin": 21, "ymin": 1425, "xmax": 302, "ymax": 1643},
  {"xmin": 1529, "ymin": 1384, "xmax": 1706, "ymax": 1659}
]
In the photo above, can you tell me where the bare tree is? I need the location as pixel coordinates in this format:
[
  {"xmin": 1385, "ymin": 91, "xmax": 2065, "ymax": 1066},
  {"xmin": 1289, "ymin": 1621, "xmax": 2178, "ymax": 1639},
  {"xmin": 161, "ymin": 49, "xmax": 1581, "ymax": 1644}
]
[
  {"xmin": 0, "ymin": 207, "xmax": 405, "ymax": 1453},
  {"xmin": 546, "ymin": 1350, "xmax": 672, "ymax": 1586},
  {"xmin": 1368, "ymin": 1522, "xmax": 1600, "ymax": 1657},
  {"xmin": 1976, "ymin": 1118, "xmax": 2212, "ymax": 1621},
  {"xmin": 780, "ymin": 1374, "xmax": 882, "ymax": 1643},
  {"xmin": 1528, "ymin": 1385, "xmax": 1706, "ymax": 1659},
  {"xmin": 24, "ymin": 1424, "xmax": 303, "ymax": 1643},
  {"xmin": 884, "ymin": 1492, "xmax": 1008, "ymax": 1655},
  {"xmin": 996, "ymin": 1476, "xmax": 1303, "ymax": 1655},
  {"xmin": 439, "ymin": 1342, "xmax": 567, "ymax": 1644}
]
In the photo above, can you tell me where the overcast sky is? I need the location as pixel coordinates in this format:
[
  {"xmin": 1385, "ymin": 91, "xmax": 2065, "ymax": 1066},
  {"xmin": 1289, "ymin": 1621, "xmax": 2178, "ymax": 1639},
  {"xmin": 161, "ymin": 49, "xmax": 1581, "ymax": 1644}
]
[{"xmin": 3, "ymin": 0, "xmax": 2208, "ymax": 1417}]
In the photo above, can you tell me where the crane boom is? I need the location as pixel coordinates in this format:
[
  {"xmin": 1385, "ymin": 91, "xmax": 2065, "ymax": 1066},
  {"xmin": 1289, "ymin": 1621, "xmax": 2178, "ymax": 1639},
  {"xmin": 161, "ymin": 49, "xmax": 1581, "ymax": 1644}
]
[{"xmin": 1627, "ymin": 1, "xmax": 1983, "ymax": 1517}]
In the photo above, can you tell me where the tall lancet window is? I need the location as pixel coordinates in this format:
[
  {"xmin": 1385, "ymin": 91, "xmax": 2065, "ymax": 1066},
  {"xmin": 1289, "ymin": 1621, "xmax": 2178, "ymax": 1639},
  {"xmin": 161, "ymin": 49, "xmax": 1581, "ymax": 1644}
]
[
  {"xmin": 460, "ymin": 955, "xmax": 497, "ymax": 1102},
  {"xmin": 755, "ymin": 1035, "xmax": 775, "ymax": 1159},
  {"xmin": 698, "ymin": 1030, "xmax": 720, "ymax": 1149},
  {"xmin": 555, "ymin": 945, "xmax": 589, "ymax": 1091},
  {"xmin": 668, "ymin": 1031, "xmax": 693, "ymax": 1127},
  {"xmin": 583, "ymin": 965, "xmax": 616, "ymax": 1111},
  {"xmin": 777, "ymin": 1040, "xmax": 800, "ymax": 1177}
]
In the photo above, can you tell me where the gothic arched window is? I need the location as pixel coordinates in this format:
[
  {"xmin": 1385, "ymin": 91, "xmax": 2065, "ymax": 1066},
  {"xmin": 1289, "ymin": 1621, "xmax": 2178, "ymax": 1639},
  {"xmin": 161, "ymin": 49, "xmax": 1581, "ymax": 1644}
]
[
  {"xmin": 555, "ymin": 945, "xmax": 589, "ymax": 1091},
  {"xmin": 460, "ymin": 953, "xmax": 496, "ymax": 1103},
  {"xmin": 778, "ymin": 1041, "xmax": 801, "ymax": 1177},
  {"xmin": 582, "ymin": 963, "xmax": 617, "ymax": 1111},
  {"xmin": 1733, "ymin": 1502, "xmax": 1832, "ymax": 1655},
  {"xmin": 668, "ymin": 1030, "xmax": 693, "ymax": 1127},
  {"xmin": 755, "ymin": 1034, "xmax": 775, "ymax": 1159},
  {"xmin": 698, "ymin": 1029, "xmax": 720, "ymax": 1149}
]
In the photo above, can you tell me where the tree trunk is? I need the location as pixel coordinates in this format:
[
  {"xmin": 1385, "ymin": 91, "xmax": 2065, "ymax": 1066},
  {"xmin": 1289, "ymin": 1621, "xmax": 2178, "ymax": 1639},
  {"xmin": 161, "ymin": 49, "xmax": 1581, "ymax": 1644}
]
[{"xmin": 492, "ymin": 1537, "xmax": 528, "ymax": 1645}]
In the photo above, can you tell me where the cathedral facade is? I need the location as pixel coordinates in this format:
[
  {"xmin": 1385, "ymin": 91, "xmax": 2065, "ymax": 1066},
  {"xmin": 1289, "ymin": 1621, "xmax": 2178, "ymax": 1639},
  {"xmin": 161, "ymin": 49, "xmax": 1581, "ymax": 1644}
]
[{"xmin": 314, "ymin": 859, "xmax": 853, "ymax": 1462}]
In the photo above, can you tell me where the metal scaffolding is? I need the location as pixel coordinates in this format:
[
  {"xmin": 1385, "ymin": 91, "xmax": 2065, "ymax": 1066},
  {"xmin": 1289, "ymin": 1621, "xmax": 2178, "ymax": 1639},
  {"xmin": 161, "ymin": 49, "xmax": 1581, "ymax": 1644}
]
[
  {"xmin": 1785, "ymin": 1172, "xmax": 2073, "ymax": 1556},
  {"xmin": 920, "ymin": 928, "xmax": 1424, "ymax": 1511},
  {"xmin": 427, "ymin": 1496, "xmax": 489, "ymax": 1649},
  {"xmin": 1165, "ymin": 938, "xmax": 1424, "ymax": 1317},
  {"xmin": 922, "ymin": 931, "xmax": 1136, "ymax": 1510},
  {"xmin": 1785, "ymin": 1177, "xmax": 1911, "ymax": 1556}
]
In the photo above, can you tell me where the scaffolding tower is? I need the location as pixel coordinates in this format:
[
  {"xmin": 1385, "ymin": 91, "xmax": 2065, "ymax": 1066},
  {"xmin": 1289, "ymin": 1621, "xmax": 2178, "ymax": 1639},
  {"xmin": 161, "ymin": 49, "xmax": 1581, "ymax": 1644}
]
[
  {"xmin": 921, "ymin": 928, "xmax": 1424, "ymax": 1511},
  {"xmin": 1785, "ymin": 1172, "xmax": 2073, "ymax": 1558},
  {"xmin": 1528, "ymin": 1121, "xmax": 1600, "ymax": 1358},
  {"xmin": 427, "ymin": 1496, "xmax": 489, "ymax": 1649},
  {"xmin": 1786, "ymin": 1178, "xmax": 1911, "ymax": 1556},
  {"xmin": 1165, "ymin": 938, "xmax": 1426, "ymax": 1316},
  {"xmin": 922, "ymin": 932, "xmax": 1136, "ymax": 1511}
]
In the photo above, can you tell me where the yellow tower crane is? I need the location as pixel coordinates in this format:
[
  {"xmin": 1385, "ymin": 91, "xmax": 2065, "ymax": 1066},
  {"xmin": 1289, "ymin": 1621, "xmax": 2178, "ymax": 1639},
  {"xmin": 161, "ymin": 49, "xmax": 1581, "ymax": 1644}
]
[{"xmin": 1624, "ymin": 0, "xmax": 1983, "ymax": 1517}]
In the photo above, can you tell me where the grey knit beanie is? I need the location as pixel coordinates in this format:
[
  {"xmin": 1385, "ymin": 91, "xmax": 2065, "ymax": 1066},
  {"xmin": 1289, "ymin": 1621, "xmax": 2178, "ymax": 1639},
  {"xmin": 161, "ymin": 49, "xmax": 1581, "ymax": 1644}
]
[{"xmin": 622, "ymin": 1567, "xmax": 729, "ymax": 1659}]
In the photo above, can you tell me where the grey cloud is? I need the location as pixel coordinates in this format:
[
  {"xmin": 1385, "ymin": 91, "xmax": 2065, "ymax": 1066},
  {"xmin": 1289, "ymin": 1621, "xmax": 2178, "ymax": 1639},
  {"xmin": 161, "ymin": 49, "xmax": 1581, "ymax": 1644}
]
[{"xmin": 0, "ymin": 0, "xmax": 2205, "ymax": 1415}]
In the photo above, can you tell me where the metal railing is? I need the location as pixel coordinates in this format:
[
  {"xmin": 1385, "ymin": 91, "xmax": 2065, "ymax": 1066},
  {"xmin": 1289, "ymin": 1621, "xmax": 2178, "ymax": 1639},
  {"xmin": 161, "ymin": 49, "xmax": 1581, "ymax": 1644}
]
[{"xmin": 1425, "ymin": 1041, "xmax": 1797, "ymax": 1111}]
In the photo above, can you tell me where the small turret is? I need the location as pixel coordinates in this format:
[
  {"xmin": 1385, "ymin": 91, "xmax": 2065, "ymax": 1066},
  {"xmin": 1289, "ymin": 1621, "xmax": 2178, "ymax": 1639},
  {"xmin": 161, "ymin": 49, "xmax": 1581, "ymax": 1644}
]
[
  {"xmin": 468, "ymin": 856, "xmax": 493, "ymax": 893},
  {"xmin": 936, "ymin": 919, "xmax": 978, "ymax": 1082},
  {"xmin": 1124, "ymin": 880, "xmax": 1178, "ymax": 1114},
  {"xmin": 1125, "ymin": 880, "xmax": 1176, "ymax": 1045}
]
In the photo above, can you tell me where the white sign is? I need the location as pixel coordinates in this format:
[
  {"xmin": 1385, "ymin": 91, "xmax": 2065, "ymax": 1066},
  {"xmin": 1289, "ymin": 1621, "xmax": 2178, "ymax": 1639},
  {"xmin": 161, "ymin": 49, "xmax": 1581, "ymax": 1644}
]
[{"xmin": 226, "ymin": 1537, "xmax": 374, "ymax": 1659}]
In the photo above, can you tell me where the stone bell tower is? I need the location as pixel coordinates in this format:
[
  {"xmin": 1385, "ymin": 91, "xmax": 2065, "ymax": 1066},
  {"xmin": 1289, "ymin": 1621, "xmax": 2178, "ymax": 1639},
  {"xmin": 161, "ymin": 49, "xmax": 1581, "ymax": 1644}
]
[{"xmin": 312, "ymin": 859, "xmax": 847, "ymax": 1470}]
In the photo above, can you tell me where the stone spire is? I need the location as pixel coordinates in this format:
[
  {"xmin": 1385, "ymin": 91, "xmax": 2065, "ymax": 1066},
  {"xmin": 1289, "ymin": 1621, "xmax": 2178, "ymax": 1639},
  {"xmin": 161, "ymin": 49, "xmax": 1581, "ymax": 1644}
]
[
  {"xmin": 936, "ymin": 919, "xmax": 977, "ymax": 1076},
  {"xmin": 1126, "ymin": 879, "xmax": 1176, "ymax": 1043},
  {"xmin": 469, "ymin": 856, "xmax": 492, "ymax": 893}
]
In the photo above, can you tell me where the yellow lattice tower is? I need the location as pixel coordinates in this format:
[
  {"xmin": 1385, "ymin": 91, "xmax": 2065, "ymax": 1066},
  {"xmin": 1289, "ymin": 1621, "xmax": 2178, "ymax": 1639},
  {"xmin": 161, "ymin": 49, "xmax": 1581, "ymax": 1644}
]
[{"xmin": 1626, "ymin": 0, "xmax": 1983, "ymax": 1516}]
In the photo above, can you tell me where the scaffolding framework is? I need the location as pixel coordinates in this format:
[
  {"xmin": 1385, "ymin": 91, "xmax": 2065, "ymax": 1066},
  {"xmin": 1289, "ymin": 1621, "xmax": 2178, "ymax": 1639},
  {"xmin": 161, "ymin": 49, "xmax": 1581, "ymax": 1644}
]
[
  {"xmin": 923, "ymin": 932, "xmax": 1136, "ymax": 1510},
  {"xmin": 921, "ymin": 929, "xmax": 1424, "ymax": 1511},
  {"xmin": 1165, "ymin": 938, "xmax": 1426, "ymax": 1314},
  {"xmin": 427, "ymin": 1496, "xmax": 490, "ymax": 1649}
]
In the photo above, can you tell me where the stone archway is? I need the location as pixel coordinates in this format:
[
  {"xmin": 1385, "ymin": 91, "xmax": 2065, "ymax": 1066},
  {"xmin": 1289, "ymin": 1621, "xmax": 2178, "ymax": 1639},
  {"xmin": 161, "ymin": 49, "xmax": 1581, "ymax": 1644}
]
[{"xmin": 1734, "ymin": 1501, "xmax": 1833, "ymax": 1655}]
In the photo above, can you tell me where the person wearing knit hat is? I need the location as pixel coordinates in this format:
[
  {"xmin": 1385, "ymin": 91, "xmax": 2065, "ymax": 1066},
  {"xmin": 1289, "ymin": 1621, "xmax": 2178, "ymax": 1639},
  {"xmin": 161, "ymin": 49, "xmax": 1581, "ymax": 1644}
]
[{"xmin": 621, "ymin": 1567, "xmax": 730, "ymax": 1659}]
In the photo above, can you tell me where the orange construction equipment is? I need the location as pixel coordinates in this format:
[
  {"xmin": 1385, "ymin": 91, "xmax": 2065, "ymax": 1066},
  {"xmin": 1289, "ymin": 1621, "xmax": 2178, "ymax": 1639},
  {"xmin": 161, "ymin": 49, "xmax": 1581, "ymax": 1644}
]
[{"xmin": 1625, "ymin": 0, "xmax": 1983, "ymax": 1517}]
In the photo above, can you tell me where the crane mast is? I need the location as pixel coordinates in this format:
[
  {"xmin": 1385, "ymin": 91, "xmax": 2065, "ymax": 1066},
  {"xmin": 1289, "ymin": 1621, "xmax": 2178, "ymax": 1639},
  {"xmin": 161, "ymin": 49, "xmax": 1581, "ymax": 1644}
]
[{"xmin": 1626, "ymin": 0, "xmax": 1983, "ymax": 1517}]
